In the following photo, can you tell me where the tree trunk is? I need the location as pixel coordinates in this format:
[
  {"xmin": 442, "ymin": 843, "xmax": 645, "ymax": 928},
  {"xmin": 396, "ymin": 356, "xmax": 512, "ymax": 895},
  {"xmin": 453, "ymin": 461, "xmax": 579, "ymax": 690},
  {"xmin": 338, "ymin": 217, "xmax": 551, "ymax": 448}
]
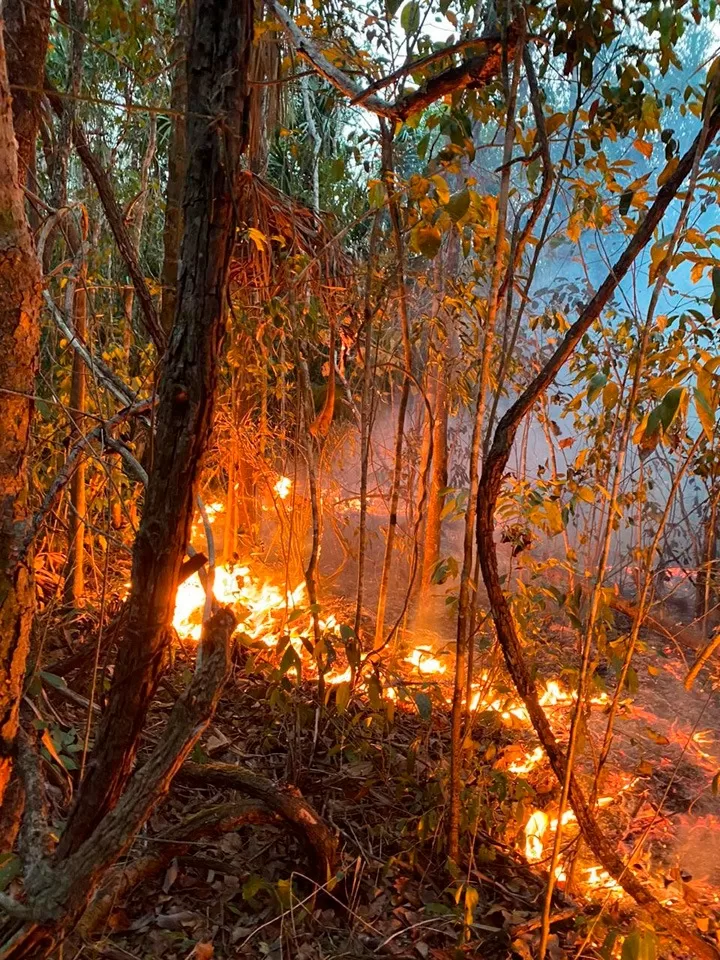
[
  {"xmin": 160, "ymin": 0, "xmax": 189, "ymax": 336},
  {"xmin": 56, "ymin": 0, "xmax": 253, "ymax": 857},
  {"xmin": 373, "ymin": 125, "xmax": 413, "ymax": 650},
  {"xmin": 63, "ymin": 257, "xmax": 88, "ymax": 607},
  {"xmin": 0, "ymin": 17, "xmax": 43, "ymax": 810},
  {"xmin": 3, "ymin": 0, "xmax": 50, "ymax": 177},
  {"xmin": 420, "ymin": 362, "xmax": 448, "ymax": 589}
]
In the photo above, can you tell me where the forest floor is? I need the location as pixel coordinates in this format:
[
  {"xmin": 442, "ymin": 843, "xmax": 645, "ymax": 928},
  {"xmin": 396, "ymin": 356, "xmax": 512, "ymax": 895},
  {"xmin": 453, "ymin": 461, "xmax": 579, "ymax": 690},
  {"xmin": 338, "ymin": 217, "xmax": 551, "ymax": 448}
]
[{"xmin": 19, "ymin": 556, "xmax": 720, "ymax": 960}]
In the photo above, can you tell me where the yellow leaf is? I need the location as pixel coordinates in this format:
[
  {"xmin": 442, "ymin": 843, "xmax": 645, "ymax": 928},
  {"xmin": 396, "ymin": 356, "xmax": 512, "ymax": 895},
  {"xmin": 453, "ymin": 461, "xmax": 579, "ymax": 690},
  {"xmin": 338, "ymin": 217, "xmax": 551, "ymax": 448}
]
[
  {"xmin": 430, "ymin": 173, "xmax": 450, "ymax": 204},
  {"xmin": 246, "ymin": 227, "xmax": 268, "ymax": 251},
  {"xmin": 657, "ymin": 156, "xmax": 679, "ymax": 187},
  {"xmin": 690, "ymin": 262, "xmax": 704, "ymax": 284},
  {"xmin": 633, "ymin": 138, "xmax": 653, "ymax": 159}
]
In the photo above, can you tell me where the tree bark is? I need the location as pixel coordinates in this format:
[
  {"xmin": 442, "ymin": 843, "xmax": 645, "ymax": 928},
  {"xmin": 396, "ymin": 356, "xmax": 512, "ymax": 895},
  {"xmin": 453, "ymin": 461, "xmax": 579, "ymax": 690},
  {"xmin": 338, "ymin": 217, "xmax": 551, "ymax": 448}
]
[
  {"xmin": 3, "ymin": 0, "xmax": 50, "ymax": 177},
  {"xmin": 0, "ymin": 16, "xmax": 43, "ymax": 812},
  {"xmin": 56, "ymin": 0, "xmax": 253, "ymax": 857},
  {"xmin": 160, "ymin": 0, "xmax": 189, "ymax": 336}
]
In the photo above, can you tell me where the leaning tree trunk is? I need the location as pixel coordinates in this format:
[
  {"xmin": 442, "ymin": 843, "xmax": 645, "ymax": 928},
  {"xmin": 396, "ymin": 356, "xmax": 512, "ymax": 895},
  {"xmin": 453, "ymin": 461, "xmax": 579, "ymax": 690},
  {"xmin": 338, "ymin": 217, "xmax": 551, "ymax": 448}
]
[
  {"xmin": 56, "ymin": 0, "xmax": 253, "ymax": 858},
  {"xmin": 0, "ymin": 18, "xmax": 43, "ymax": 811},
  {"xmin": 476, "ymin": 104, "xmax": 720, "ymax": 960}
]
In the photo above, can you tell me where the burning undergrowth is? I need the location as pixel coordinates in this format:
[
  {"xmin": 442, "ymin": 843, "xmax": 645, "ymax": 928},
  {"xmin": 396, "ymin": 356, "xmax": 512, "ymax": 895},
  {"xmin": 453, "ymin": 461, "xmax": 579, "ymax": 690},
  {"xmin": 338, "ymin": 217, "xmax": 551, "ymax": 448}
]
[
  {"xmin": 135, "ymin": 497, "xmax": 719, "ymax": 958},
  {"xmin": 32, "ymin": 495, "xmax": 720, "ymax": 959}
]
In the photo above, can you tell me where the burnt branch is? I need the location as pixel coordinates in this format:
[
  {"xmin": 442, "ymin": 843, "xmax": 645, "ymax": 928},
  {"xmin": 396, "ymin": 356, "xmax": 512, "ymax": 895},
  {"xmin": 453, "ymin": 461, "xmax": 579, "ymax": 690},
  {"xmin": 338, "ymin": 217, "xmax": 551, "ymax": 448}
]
[{"xmin": 178, "ymin": 761, "xmax": 338, "ymax": 882}]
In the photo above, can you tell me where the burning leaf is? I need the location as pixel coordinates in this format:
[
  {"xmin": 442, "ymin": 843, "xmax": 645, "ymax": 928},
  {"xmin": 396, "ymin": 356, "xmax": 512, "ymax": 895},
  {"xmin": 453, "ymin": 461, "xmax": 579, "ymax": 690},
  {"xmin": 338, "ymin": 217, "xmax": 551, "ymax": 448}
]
[{"xmin": 645, "ymin": 727, "xmax": 670, "ymax": 745}]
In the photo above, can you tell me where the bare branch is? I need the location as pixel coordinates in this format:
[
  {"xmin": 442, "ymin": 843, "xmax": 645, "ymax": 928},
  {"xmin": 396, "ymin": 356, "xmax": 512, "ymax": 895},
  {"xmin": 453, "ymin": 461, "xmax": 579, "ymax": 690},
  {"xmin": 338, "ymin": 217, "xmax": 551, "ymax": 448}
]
[
  {"xmin": 21, "ymin": 400, "xmax": 153, "ymax": 559},
  {"xmin": 44, "ymin": 77, "xmax": 167, "ymax": 353},
  {"xmin": 44, "ymin": 291, "xmax": 136, "ymax": 406},
  {"xmin": 269, "ymin": 0, "xmax": 510, "ymax": 120}
]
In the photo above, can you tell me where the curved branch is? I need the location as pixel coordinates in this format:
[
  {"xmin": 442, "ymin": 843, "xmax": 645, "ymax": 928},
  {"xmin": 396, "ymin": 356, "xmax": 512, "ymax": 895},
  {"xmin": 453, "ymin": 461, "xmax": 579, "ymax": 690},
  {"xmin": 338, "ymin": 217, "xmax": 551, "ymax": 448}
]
[
  {"xmin": 178, "ymin": 761, "xmax": 338, "ymax": 882},
  {"xmin": 269, "ymin": 0, "xmax": 510, "ymax": 120},
  {"xmin": 475, "ymin": 106, "xmax": 720, "ymax": 959}
]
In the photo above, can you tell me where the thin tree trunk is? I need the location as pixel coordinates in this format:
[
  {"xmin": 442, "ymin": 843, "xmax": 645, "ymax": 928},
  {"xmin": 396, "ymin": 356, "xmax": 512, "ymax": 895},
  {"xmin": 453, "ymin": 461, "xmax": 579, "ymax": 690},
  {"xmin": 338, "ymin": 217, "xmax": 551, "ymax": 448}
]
[
  {"xmin": 448, "ymin": 28, "xmax": 524, "ymax": 860},
  {"xmin": 64, "ymin": 255, "xmax": 88, "ymax": 607},
  {"xmin": 160, "ymin": 0, "xmax": 189, "ymax": 336},
  {"xmin": 354, "ymin": 213, "xmax": 379, "ymax": 641},
  {"xmin": 420, "ymin": 359, "xmax": 448, "ymax": 589},
  {"xmin": 56, "ymin": 0, "xmax": 253, "ymax": 857},
  {"xmin": 0, "ymin": 17, "xmax": 43, "ymax": 810},
  {"xmin": 374, "ymin": 124, "xmax": 413, "ymax": 650}
]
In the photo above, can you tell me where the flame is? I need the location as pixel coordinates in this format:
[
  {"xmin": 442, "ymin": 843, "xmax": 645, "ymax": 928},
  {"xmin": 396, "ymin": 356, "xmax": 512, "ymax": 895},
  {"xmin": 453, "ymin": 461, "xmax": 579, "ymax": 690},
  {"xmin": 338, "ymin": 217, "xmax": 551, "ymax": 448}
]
[
  {"xmin": 274, "ymin": 476, "xmax": 292, "ymax": 499},
  {"xmin": 326, "ymin": 666, "xmax": 352, "ymax": 685},
  {"xmin": 525, "ymin": 810, "xmax": 548, "ymax": 861},
  {"xmin": 508, "ymin": 746, "xmax": 545, "ymax": 775},
  {"xmin": 405, "ymin": 646, "xmax": 447, "ymax": 675},
  {"xmin": 173, "ymin": 563, "xmax": 305, "ymax": 644}
]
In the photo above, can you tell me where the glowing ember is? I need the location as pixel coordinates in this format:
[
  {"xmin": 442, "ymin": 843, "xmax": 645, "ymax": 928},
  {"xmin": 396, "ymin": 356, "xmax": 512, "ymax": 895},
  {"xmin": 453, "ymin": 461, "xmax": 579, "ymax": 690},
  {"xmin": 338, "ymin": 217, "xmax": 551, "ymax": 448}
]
[
  {"xmin": 584, "ymin": 866, "xmax": 622, "ymax": 891},
  {"xmin": 405, "ymin": 646, "xmax": 447, "ymax": 675},
  {"xmin": 274, "ymin": 476, "xmax": 292, "ymax": 499}
]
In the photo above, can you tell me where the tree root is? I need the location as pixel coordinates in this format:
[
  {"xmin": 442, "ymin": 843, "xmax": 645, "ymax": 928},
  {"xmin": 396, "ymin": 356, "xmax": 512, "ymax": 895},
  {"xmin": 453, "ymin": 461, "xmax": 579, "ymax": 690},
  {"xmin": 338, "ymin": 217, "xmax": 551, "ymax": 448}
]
[{"xmin": 177, "ymin": 761, "xmax": 338, "ymax": 882}]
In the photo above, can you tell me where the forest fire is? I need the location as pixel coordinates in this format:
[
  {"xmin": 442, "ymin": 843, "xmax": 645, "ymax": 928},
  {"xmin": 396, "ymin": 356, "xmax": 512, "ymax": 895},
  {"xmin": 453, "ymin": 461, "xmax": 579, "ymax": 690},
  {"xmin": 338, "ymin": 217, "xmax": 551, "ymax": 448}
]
[
  {"xmin": 173, "ymin": 562, "xmax": 306, "ymax": 644},
  {"xmin": 274, "ymin": 475, "xmax": 292, "ymax": 499}
]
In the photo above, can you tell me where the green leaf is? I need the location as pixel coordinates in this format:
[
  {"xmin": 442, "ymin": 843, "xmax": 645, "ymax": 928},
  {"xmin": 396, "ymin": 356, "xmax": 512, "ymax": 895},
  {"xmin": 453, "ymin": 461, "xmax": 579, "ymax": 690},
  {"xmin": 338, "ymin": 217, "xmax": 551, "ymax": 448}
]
[
  {"xmin": 445, "ymin": 188, "xmax": 470, "ymax": 222},
  {"xmin": 40, "ymin": 671, "xmax": 67, "ymax": 690},
  {"xmin": 277, "ymin": 645, "xmax": 300, "ymax": 679},
  {"xmin": 414, "ymin": 692, "xmax": 432, "ymax": 720},
  {"xmin": 621, "ymin": 929, "xmax": 657, "ymax": 960},
  {"xmin": 587, "ymin": 372, "xmax": 608, "ymax": 403},
  {"xmin": 657, "ymin": 386, "xmax": 684, "ymax": 430},
  {"xmin": 368, "ymin": 180, "xmax": 385, "ymax": 209},
  {"xmin": 328, "ymin": 157, "xmax": 345, "ymax": 182},
  {"xmin": 712, "ymin": 266, "xmax": 720, "ymax": 298},
  {"xmin": 400, "ymin": 0, "xmax": 420, "ymax": 34}
]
